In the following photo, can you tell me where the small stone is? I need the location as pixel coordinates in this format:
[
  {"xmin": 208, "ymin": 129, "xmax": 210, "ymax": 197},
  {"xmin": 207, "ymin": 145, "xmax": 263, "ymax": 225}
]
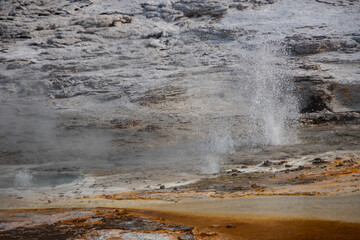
[
  {"xmin": 160, "ymin": 185, "xmax": 165, "ymax": 189},
  {"xmin": 178, "ymin": 236, "xmax": 194, "ymax": 240},
  {"xmin": 297, "ymin": 165, "xmax": 305, "ymax": 170},
  {"xmin": 260, "ymin": 160, "xmax": 272, "ymax": 167},
  {"xmin": 210, "ymin": 224, "xmax": 221, "ymax": 228},
  {"xmin": 226, "ymin": 224, "xmax": 236, "ymax": 228},
  {"xmin": 199, "ymin": 232, "xmax": 217, "ymax": 237},
  {"xmin": 312, "ymin": 158, "xmax": 328, "ymax": 164},
  {"xmin": 352, "ymin": 36, "xmax": 360, "ymax": 43}
]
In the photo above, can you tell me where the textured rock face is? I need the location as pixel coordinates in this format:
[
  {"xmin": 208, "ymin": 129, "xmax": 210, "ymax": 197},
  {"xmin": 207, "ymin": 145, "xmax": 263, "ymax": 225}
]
[
  {"xmin": 72, "ymin": 14, "xmax": 132, "ymax": 28},
  {"xmin": 173, "ymin": 0, "xmax": 229, "ymax": 18},
  {"xmin": 0, "ymin": 0, "xmax": 359, "ymax": 171},
  {"xmin": 287, "ymin": 34, "xmax": 360, "ymax": 55}
]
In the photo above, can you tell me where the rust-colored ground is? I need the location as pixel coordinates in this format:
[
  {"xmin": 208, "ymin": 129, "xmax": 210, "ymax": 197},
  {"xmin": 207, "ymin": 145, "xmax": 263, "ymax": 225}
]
[
  {"xmin": 136, "ymin": 209, "xmax": 360, "ymax": 240},
  {"xmin": 1, "ymin": 155, "xmax": 359, "ymax": 239},
  {"xmin": 0, "ymin": 208, "xmax": 193, "ymax": 240},
  {"xmin": 1, "ymin": 207, "xmax": 360, "ymax": 240},
  {"xmin": 96, "ymin": 155, "xmax": 360, "ymax": 201}
]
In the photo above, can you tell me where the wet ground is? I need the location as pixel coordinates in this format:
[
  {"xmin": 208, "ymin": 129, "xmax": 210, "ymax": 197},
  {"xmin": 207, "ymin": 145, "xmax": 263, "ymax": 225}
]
[
  {"xmin": 0, "ymin": 208, "xmax": 194, "ymax": 240},
  {"xmin": 1, "ymin": 123, "xmax": 360, "ymax": 206},
  {"xmin": 0, "ymin": 124, "xmax": 360, "ymax": 239},
  {"xmin": 1, "ymin": 205, "xmax": 360, "ymax": 240}
]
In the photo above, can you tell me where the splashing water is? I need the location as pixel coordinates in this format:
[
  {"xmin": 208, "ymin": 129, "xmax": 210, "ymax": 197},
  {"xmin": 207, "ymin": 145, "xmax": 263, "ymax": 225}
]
[
  {"xmin": 237, "ymin": 43, "xmax": 299, "ymax": 146},
  {"xmin": 14, "ymin": 170, "xmax": 33, "ymax": 187},
  {"xmin": 196, "ymin": 126, "xmax": 235, "ymax": 174},
  {"xmin": 195, "ymin": 42, "xmax": 299, "ymax": 173}
]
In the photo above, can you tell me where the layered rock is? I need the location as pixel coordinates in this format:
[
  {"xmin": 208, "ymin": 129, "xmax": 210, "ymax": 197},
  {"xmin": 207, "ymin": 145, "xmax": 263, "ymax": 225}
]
[{"xmin": 287, "ymin": 34, "xmax": 360, "ymax": 55}]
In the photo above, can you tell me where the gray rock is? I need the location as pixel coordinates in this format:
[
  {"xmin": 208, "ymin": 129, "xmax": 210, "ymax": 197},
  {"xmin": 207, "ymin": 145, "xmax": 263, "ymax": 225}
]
[
  {"xmin": 184, "ymin": 26, "xmax": 245, "ymax": 41},
  {"xmin": 260, "ymin": 160, "xmax": 272, "ymax": 167},
  {"xmin": 352, "ymin": 36, "xmax": 360, "ymax": 44},
  {"xmin": 173, "ymin": 0, "xmax": 229, "ymax": 18},
  {"xmin": 141, "ymin": 3, "xmax": 183, "ymax": 22},
  {"xmin": 315, "ymin": 0, "xmax": 357, "ymax": 7},
  {"xmin": 230, "ymin": 0, "xmax": 277, "ymax": 10},
  {"xmin": 72, "ymin": 14, "xmax": 132, "ymax": 28},
  {"xmin": 300, "ymin": 111, "xmax": 360, "ymax": 125},
  {"xmin": 178, "ymin": 235, "xmax": 194, "ymax": 240},
  {"xmin": 0, "ymin": 23, "xmax": 31, "ymax": 39},
  {"xmin": 301, "ymin": 89, "xmax": 333, "ymax": 113},
  {"xmin": 133, "ymin": 86, "xmax": 187, "ymax": 106},
  {"xmin": 311, "ymin": 158, "xmax": 328, "ymax": 164},
  {"xmin": 287, "ymin": 34, "xmax": 359, "ymax": 55}
]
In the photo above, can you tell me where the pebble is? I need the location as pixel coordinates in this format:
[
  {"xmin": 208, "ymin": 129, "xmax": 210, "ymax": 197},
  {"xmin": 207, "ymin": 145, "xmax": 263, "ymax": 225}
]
[
  {"xmin": 210, "ymin": 224, "xmax": 221, "ymax": 228},
  {"xmin": 226, "ymin": 224, "xmax": 236, "ymax": 228},
  {"xmin": 312, "ymin": 158, "xmax": 328, "ymax": 164}
]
